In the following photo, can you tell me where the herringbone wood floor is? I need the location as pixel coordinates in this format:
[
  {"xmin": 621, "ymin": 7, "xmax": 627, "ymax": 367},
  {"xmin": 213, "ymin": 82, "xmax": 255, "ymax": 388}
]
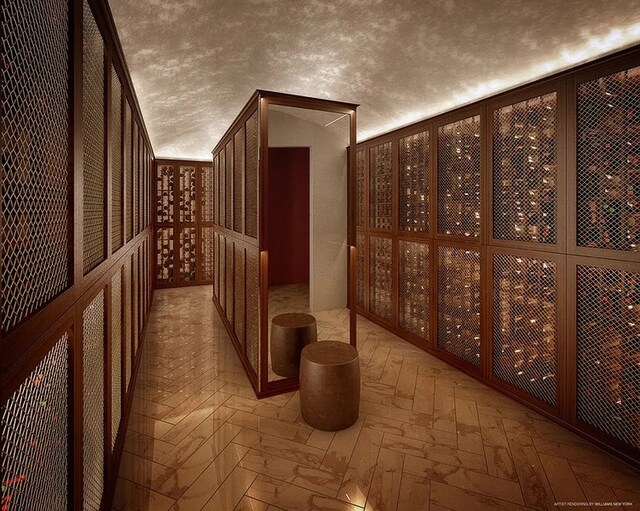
[{"xmin": 113, "ymin": 286, "xmax": 640, "ymax": 511}]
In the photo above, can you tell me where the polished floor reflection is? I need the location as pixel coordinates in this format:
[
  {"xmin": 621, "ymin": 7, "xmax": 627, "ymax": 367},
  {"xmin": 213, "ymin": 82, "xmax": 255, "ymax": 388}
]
[{"xmin": 114, "ymin": 286, "xmax": 640, "ymax": 511}]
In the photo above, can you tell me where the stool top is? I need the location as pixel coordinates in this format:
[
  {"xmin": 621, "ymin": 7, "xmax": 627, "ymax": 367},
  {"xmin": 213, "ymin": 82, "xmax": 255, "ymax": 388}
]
[
  {"xmin": 302, "ymin": 341, "xmax": 358, "ymax": 366},
  {"xmin": 272, "ymin": 313, "xmax": 316, "ymax": 328}
]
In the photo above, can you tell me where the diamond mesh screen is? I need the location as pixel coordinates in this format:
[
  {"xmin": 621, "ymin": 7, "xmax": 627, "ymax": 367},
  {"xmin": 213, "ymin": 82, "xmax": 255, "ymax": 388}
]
[
  {"xmin": 202, "ymin": 227, "xmax": 214, "ymax": 281},
  {"xmin": 156, "ymin": 164, "xmax": 174, "ymax": 224},
  {"xmin": 493, "ymin": 93, "xmax": 557, "ymax": 243},
  {"xmin": 83, "ymin": 0, "xmax": 105, "ymax": 275},
  {"xmin": 245, "ymin": 111, "xmax": 259, "ymax": 238},
  {"xmin": 111, "ymin": 270, "xmax": 122, "ymax": 450},
  {"xmin": 437, "ymin": 246, "xmax": 481, "ymax": 366},
  {"xmin": 1, "ymin": 332, "xmax": 69, "ymax": 510},
  {"xmin": 1, "ymin": 0, "xmax": 71, "ymax": 333},
  {"xmin": 219, "ymin": 235, "xmax": 226, "ymax": 308},
  {"xmin": 369, "ymin": 142, "xmax": 393, "ymax": 230},
  {"xmin": 226, "ymin": 141, "xmax": 233, "ymax": 229},
  {"xmin": 125, "ymin": 102, "xmax": 133, "ymax": 242},
  {"xmin": 492, "ymin": 253, "xmax": 557, "ymax": 405},
  {"xmin": 234, "ymin": 245, "xmax": 245, "ymax": 345},
  {"xmin": 202, "ymin": 165, "xmax": 214, "ymax": 223},
  {"xmin": 179, "ymin": 227, "xmax": 196, "ymax": 281},
  {"xmin": 577, "ymin": 66, "xmax": 640, "ymax": 252},
  {"xmin": 226, "ymin": 240, "xmax": 234, "ymax": 320},
  {"xmin": 576, "ymin": 265, "xmax": 640, "ymax": 448},
  {"xmin": 246, "ymin": 248, "xmax": 259, "ymax": 372},
  {"xmin": 234, "ymin": 128, "xmax": 244, "ymax": 233},
  {"xmin": 356, "ymin": 233, "xmax": 366, "ymax": 308},
  {"xmin": 133, "ymin": 124, "xmax": 140, "ymax": 235},
  {"xmin": 399, "ymin": 131, "xmax": 429, "ymax": 233},
  {"xmin": 369, "ymin": 236, "xmax": 393, "ymax": 320},
  {"xmin": 179, "ymin": 165, "xmax": 196, "ymax": 223},
  {"xmin": 399, "ymin": 240, "xmax": 429, "ymax": 339},
  {"xmin": 83, "ymin": 289, "xmax": 105, "ymax": 511},
  {"xmin": 156, "ymin": 227, "xmax": 174, "ymax": 284},
  {"xmin": 356, "ymin": 149, "xmax": 366, "ymax": 228},
  {"xmin": 437, "ymin": 116, "xmax": 481, "ymax": 237},
  {"xmin": 111, "ymin": 66, "xmax": 123, "ymax": 252},
  {"xmin": 124, "ymin": 262, "xmax": 132, "ymax": 389}
]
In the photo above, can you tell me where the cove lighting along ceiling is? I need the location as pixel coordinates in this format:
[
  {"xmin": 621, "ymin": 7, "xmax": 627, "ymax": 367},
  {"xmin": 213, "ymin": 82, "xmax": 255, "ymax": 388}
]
[{"xmin": 109, "ymin": 0, "xmax": 640, "ymax": 160}]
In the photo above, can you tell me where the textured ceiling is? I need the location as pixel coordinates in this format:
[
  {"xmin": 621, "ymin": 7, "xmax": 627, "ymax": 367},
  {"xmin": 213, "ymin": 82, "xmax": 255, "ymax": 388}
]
[{"xmin": 109, "ymin": 0, "xmax": 640, "ymax": 159}]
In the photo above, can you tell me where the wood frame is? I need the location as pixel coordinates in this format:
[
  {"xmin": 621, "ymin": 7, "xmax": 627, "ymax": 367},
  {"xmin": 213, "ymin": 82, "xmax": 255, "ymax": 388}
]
[{"xmin": 355, "ymin": 45, "xmax": 640, "ymax": 470}]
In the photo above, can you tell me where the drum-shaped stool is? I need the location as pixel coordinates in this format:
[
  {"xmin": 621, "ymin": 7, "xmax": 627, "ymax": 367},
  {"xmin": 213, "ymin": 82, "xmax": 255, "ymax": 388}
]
[
  {"xmin": 270, "ymin": 313, "xmax": 317, "ymax": 377},
  {"xmin": 300, "ymin": 341, "xmax": 360, "ymax": 431}
]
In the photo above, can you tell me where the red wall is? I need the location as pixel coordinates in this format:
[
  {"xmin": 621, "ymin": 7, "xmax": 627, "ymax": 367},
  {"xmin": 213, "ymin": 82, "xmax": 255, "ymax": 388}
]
[{"xmin": 267, "ymin": 147, "xmax": 310, "ymax": 286}]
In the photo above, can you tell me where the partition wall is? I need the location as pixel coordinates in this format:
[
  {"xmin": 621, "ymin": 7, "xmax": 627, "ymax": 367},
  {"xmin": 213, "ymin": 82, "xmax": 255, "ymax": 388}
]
[
  {"xmin": 1, "ymin": 0, "xmax": 154, "ymax": 509},
  {"xmin": 211, "ymin": 91, "xmax": 358, "ymax": 397},
  {"xmin": 355, "ymin": 47, "xmax": 640, "ymax": 468}
]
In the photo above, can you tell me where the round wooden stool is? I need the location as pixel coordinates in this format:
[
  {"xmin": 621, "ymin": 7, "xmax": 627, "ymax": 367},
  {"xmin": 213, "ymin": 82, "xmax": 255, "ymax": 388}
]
[
  {"xmin": 270, "ymin": 313, "xmax": 317, "ymax": 377},
  {"xmin": 300, "ymin": 341, "xmax": 360, "ymax": 431}
]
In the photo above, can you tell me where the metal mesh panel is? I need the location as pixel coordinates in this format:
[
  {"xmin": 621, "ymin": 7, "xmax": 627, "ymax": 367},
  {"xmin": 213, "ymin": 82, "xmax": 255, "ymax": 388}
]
[
  {"xmin": 83, "ymin": 289, "xmax": 105, "ymax": 511},
  {"xmin": 1, "ymin": 332, "xmax": 69, "ymax": 511},
  {"xmin": 226, "ymin": 240, "xmax": 234, "ymax": 321},
  {"xmin": 156, "ymin": 227, "xmax": 174, "ymax": 284},
  {"xmin": 156, "ymin": 164, "xmax": 174, "ymax": 224},
  {"xmin": 245, "ymin": 111, "xmax": 259, "ymax": 238},
  {"xmin": 1, "ymin": 0, "xmax": 71, "ymax": 332},
  {"xmin": 577, "ymin": 66, "xmax": 640, "ymax": 252},
  {"xmin": 234, "ymin": 128, "xmax": 244, "ymax": 233},
  {"xmin": 213, "ymin": 233, "xmax": 219, "ymax": 298},
  {"xmin": 226, "ymin": 141, "xmax": 233, "ymax": 228},
  {"xmin": 577, "ymin": 265, "xmax": 640, "ymax": 448},
  {"xmin": 111, "ymin": 270, "xmax": 122, "ymax": 450},
  {"xmin": 356, "ymin": 149, "xmax": 366, "ymax": 228},
  {"xmin": 369, "ymin": 142, "xmax": 393, "ymax": 230},
  {"xmin": 245, "ymin": 248, "xmax": 259, "ymax": 372},
  {"xmin": 437, "ymin": 116, "xmax": 481, "ymax": 237},
  {"xmin": 220, "ymin": 149, "xmax": 226, "ymax": 228},
  {"xmin": 494, "ymin": 93, "xmax": 557, "ymax": 243},
  {"xmin": 201, "ymin": 227, "xmax": 214, "ymax": 281},
  {"xmin": 356, "ymin": 233, "xmax": 366, "ymax": 308},
  {"xmin": 213, "ymin": 155, "xmax": 219, "ymax": 225},
  {"xmin": 234, "ymin": 245, "xmax": 245, "ymax": 344},
  {"xmin": 399, "ymin": 240, "xmax": 429, "ymax": 338},
  {"xmin": 399, "ymin": 131, "xmax": 429, "ymax": 232},
  {"xmin": 179, "ymin": 227, "xmax": 196, "ymax": 281},
  {"xmin": 125, "ymin": 102, "xmax": 133, "ymax": 242},
  {"xmin": 492, "ymin": 253, "xmax": 557, "ymax": 405},
  {"xmin": 111, "ymin": 66, "xmax": 123, "ymax": 252},
  {"xmin": 133, "ymin": 253, "xmax": 138, "ymax": 353},
  {"xmin": 179, "ymin": 165, "xmax": 196, "ymax": 223},
  {"xmin": 202, "ymin": 165, "xmax": 214, "ymax": 223},
  {"xmin": 219, "ymin": 235, "xmax": 226, "ymax": 308},
  {"xmin": 437, "ymin": 246, "xmax": 481, "ymax": 366},
  {"xmin": 369, "ymin": 236, "xmax": 393, "ymax": 320},
  {"xmin": 83, "ymin": 0, "xmax": 105, "ymax": 274},
  {"xmin": 133, "ymin": 124, "xmax": 140, "ymax": 235},
  {"xmin": 124, "ymin": 262, "xmax": 132, "ymax": 389}
]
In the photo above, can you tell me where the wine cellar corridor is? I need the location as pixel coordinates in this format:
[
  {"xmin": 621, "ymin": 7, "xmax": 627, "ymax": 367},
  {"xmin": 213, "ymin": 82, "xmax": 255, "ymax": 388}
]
[{"xmin": 2, "ymin": 0, "xmax": 640, "ymax": 510}]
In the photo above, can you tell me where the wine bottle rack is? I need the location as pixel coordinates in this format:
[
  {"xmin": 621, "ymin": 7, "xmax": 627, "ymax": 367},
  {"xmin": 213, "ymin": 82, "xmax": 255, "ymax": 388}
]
[
  {"xmin": 399, "ymin": 240, "xmax": 429, "ymax": 339},
  {"xmin": 201, "ymin": 227, "xmax": 215, "ymax": 282},
  {"xmin": 356, "ymin": 149, "xmax": 366, "ymax": 228},
  {"xmin": 399, "ymin": 131, "xmax": 429, "ymax": 233},
  {"xmin": 492, "ymin": 253, "xmax": 558, "ymax": 406},
  {"xmin": 577, "ymin": 65, "xmax": 640, "ymax": 253},
  {"xmin": 1, "ymin": 333, "xmax": 69, "ymax": 511},
  {"xmin": 577, "ymin": 264, "xmax": 640, "ymax": 449},
  {"xmin": 179, "ymin": 227, "xmax": 196, "ymax": 281},
  {"xmin": 156, "ymin": 164, "xmax": 174, "ymax": 224},
  {"xmin": 83, "ymin": 289, "xmax": 105, "ymax": 511},
  {"xmin": 369, "ymin": 142, "xmax": 393, "ymax": 230},
  {"xmin": 369, "ymin": 236, "xmax": 393, "ymax": 321},
  {"xmin": 437, "ymin": 245, "xmax": 481, "ymax": 366},
  {"xmin": 356, "ymin": 233, "xmax": 366, "ymax": 308},
  {"xmin": 179, "ymin": 165, "xmax": 196, "ymax": 223},
  {"xmin": 156, "ymin": 227, "xmax": 174, "ymax": 284},
  {"xmin": 437, "ymin": 116, "xmax": 481, "ymax": 238},
  {"xmin": 493, "ymin": 93, "xmax": 557, "ymax": 243}
]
